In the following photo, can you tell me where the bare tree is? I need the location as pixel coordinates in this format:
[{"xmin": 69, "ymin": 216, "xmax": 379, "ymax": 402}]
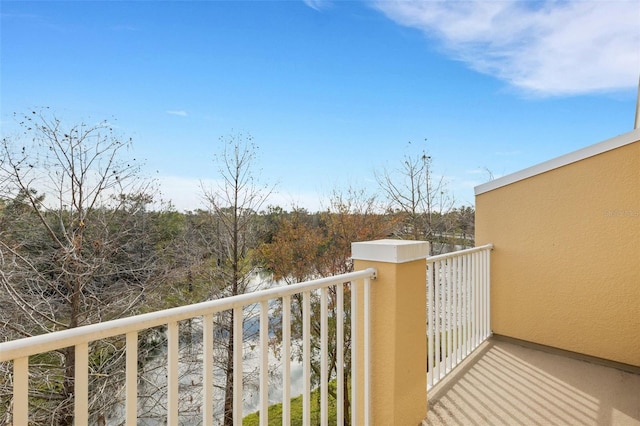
[
  {"xmin": 201, "ymin": 133, "xmax": 273, "ymax": 425},
  {"xmin": 376, "ymin": 148, "xmax": 456, "ymax": 253},
  {"xmin": 0, "ymin": 111, "xmax": 158, "ymax": 425}
]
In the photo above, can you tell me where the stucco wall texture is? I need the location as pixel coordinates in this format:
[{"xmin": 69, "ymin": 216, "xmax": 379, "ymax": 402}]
[{"xmin": 475, "ymin": 138, "xmax": 639, "ymax": 367}]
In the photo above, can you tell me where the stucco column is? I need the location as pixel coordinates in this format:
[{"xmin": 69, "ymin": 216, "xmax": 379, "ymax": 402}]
[{"xmin": 352, "ymin": 239, "xmax": 429, "ymax": 425}]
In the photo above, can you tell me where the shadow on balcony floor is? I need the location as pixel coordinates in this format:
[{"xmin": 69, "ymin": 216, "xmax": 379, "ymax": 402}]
[{"xmin": 423, "ymin": 337, "xmax": 640, "ymax": 426}]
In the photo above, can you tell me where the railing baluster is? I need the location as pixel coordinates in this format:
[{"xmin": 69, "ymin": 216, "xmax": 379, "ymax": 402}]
[
  {"xmin": 126, "ymin": 331, "xmax": 138, "ymax": 425},
  {"xmin": 203, "ymin": 314, "xmax": 213, "ymax": 426},
  {"xmin": 486, "ymin": 248, "xmax": 492, "ymax": 339},
  {"xmin": 481, "ymin": 251, "xmax": 484, "ymax": 344},
  {"xmin": 442, "ymin": 260, "xmax": 447, "ymax": 374},
  {"xmin": 453, "ymin": 257, "xmax": 458, "ymax": 367},
  {"xmin": 456, "ymin": 255, "xmax": 462, "ymax": 362},
  {"xmin": 282, "ymin": 295, "xmax": 291, "ymax": 426},
  {"xmin": 302, "ymin": 291, "xmax": 311, "ymax": 426},
  {"xmin": 441, "ymin": 259, "xmax": 447, "ymax": 379},
  {"xmin": 459, "ymin": 256, "xmax": 464, "ymax": 359},
  {"xmin": 320, "ymin": 287, "xmax": 328, "ymax": 426},
  {"xmin": 427, "ymin": 261, "xmax": 434, "ymax": 388},
  {"xmin": 439, "ymin": 260, "xmax": 444, "ymax": 376},
  {"xmin": 13, "ymin": 356, "xmax": 29, "ymax": 425},
  {"xmin": 459, "ymin": 255, "xmax": 464, "ymax": 357},
  {"xmin": 470, "ymin": 252, "xmax": 475, "ymax": 351},
  {"xmin": 447, "ymin": 259, "xmax": 453, "ymax": 373},
  {"xmin": 484, "ymin": 249, "xmax": 491, "ymax": 339},
  {"xmin": 351, "ymin": 280, "xmax": 358, "ymax": 426},
  {"xmin": 336, "ymin": 284, "xmax": 344, "ymax": 425},
  {"xmin": 480, "ymin": 250, "xmax": 485, "ymax": 340},
  {"xmin": 442, "ymin": 259, "xmax": 447, "ymax": 379},
  {"xmin": 434, "ymin": 260, "xmax": 441, "ymax": 381},
  {"xmin": 471, "ymin": 252, "xmax": 476, "ymax": 348},
  {"xmin": 469, "ymin": 252, "xmax": 474, "ymax": 348},
  {"xmin": 478, "ymin": 253, "xmax": 487, "ymax": 346},
  {"xmin": 480, "ymin": 251, "xmax": 485, "ymax": 342},
  {"xmin": 233, "ymin": 306, "xmax": 243, "ymax": 425},
  {"xmin": 465, "ymin": 253, "xmax": 470, "ymax": 356},
  {"xmin": 260, "ymin": 300, "xmax": 269, "ymax": 426},
  {"xmin": 468, "ymin": 253, "xmax": 473, "ymax": 350},
  {"xmin": 75, "ymin": 342, "xmax": 89, "ymax": 424},
  {"xmin": 472, "ymin": 253, "xmax": 482, "ymax": 349},
  {"xmin": 364, "ymin": 276, "xmax": 372, "ymax": 426},
  {"xmin": 167, "ymin": 321, "xmax": 179, "ymax": 425}
]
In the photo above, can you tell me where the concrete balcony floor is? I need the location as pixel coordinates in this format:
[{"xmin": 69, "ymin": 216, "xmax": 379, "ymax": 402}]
[{"xmin": 423, "ymin": 337, "xmax": 640, "ymax": 426}]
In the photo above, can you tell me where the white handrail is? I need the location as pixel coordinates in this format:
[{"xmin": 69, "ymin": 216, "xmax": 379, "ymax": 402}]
[
  {"xmin": 428, "ymin": 243, "xmax": 494, "ymax": 261},
  {"xmin": 0, "ymin": 268, "xmax": 376, "ymax": 362},
  {"xmin": 2, "ymin": 267, "xmax": 377, "ymax": 425}
]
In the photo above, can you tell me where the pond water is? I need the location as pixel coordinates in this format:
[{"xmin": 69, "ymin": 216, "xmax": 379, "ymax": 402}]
[{"xmin": 107, "ymin": 272, "xmax": 305, "ymax": 425}]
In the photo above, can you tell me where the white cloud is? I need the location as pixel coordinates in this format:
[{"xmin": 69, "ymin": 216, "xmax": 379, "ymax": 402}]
[
  {"xmin": 304, "ymin": 0, "xmax": 331, "ymax": 11},
  {"xmin": 371, "ymin": 0, "xmax": 640, "ymax": 96},
  {"xmin": 166, "ymin": 110, "xmax": 188, "ymax": 117}
]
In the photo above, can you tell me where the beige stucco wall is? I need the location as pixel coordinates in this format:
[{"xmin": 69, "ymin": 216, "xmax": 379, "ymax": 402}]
[{"xmin": 475, "ymin": 138, "xmax": 640, "ymax": 366}]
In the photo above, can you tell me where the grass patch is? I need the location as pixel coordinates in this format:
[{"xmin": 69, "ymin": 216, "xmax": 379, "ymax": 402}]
[{"xmin": 243, "ymin": 381, "xmax": 342, "ymax": 426}]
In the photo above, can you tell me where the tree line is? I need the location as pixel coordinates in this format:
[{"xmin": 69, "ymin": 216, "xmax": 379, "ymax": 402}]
[{"xmin": 0, "ymin": 111, "xmax": 474, "ymax": 425}]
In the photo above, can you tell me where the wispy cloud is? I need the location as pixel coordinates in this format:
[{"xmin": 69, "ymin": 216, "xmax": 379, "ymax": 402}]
[
  {"xmin": 166, "ymin": 110, "xmax": 188, "ymax": 117},
  {"xmin": 371, "ymin": 0, "xmax": 640, "ymax": 96},
  {"xmin": 304, "ymin": 0, "xmax": 331, "ymax": 11}
]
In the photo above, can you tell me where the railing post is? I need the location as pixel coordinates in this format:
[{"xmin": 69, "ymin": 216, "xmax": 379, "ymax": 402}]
[{"xmin": 352, "ymin": 239, "xmax": 429, "ymax": 425}]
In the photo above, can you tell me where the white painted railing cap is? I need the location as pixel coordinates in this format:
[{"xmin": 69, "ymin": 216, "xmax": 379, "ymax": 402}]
[{"xmin": 351, "ymin": 239, "xmax": 429, "ymax": 263}]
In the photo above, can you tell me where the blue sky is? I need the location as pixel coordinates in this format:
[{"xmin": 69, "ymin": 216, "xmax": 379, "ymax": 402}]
[{"xmin": 2, "ymin": 0, "xmax": 639, "ymax": 212}]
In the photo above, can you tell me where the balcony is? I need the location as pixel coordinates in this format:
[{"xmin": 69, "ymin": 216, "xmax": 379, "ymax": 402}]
[
  {"xmin": 3, "ymin": 239, "xmax": 637, "ymax": 425},
  {"xmin": 2, "ymin": 129, "xmax": 639, "ymax": 424}
]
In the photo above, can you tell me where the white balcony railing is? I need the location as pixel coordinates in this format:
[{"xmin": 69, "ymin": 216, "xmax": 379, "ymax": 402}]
[
  {"xmin": 427, "ymin": 244, "xmax": 493, "ymax": 390},
  {"xmin": 0, "ymin": 268, "xmax": 377, "ymax": 425}
]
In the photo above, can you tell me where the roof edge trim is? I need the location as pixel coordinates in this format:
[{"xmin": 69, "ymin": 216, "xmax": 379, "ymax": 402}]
[{"xmin": 474, "ymin": 128, "xmax": 640, "ymax": 196}]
